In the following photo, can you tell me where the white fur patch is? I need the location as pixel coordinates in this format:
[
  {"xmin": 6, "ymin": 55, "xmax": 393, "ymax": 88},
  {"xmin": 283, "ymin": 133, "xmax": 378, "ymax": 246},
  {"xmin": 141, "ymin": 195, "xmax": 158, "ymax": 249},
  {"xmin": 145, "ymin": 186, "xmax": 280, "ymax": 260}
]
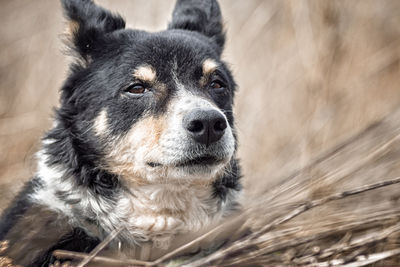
[
  {"xmin": 32, "ymin": 151, "xmax": 74, "ymax": 216},
  {"xmin": 94, "ymin": 109, "xmax": 109, "ymax": 136}
]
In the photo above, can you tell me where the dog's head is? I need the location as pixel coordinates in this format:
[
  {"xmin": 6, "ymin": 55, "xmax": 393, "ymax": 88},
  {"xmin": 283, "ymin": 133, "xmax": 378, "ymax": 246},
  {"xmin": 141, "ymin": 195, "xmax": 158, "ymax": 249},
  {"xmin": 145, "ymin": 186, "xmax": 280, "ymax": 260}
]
[{"xmin": 49, "ymin": 0, "xmax": 237, "ymax": 190}]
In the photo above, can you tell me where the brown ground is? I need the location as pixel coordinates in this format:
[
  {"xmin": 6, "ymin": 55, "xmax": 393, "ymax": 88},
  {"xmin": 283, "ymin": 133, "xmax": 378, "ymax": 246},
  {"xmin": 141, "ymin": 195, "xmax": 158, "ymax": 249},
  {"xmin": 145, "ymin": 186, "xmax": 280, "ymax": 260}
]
[{"xmin": 1, "ymin": 0, "xmax": 400, "ymax": 209}]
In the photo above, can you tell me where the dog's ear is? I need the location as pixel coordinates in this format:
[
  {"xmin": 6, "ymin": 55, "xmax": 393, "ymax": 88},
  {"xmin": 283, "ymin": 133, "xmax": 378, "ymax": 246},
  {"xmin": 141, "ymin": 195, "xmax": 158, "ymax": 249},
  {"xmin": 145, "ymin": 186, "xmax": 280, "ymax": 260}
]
[
  {"xmin": 61, "ymin": 0, "xmax": 125, "ymax": 62},
  {"xmin": 168, "ymin": 0, "xmax": 225, "ymax": 54}
]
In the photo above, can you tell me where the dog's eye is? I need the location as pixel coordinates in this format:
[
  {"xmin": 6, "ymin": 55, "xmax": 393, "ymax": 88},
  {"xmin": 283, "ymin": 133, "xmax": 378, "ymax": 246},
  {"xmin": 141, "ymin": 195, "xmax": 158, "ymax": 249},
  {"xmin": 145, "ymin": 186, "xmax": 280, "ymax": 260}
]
[
  {"xmin": 210, "ymin": 80, "xmax": 226, "ymax": 92},
  {"xmin": 125, "ymin": 83, "xmax": 146, "ymax": 95}
]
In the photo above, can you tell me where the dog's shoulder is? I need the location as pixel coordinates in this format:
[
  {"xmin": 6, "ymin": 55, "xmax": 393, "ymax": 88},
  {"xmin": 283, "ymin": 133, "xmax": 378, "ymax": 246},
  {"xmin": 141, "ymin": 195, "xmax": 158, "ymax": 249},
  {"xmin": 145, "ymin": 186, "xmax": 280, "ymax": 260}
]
[{"xmin": 0, "ymin": 177, "xmax": 100, "ymax": 266}]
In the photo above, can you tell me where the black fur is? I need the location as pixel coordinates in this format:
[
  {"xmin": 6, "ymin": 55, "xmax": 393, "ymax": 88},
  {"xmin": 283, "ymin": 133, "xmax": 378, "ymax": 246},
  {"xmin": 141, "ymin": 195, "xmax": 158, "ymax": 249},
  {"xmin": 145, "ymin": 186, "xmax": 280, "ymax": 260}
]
[
  {"xmin": 0, "ymin": 177, "xmax": 42, "ymax": 240},
  {"xmin": 61, "ymin": 0, "xmax": 125, "ymax": 61},
  {"xmin": 213, "ymin": 159, "xmax": 242, "ymax": 201},
  {"xmin": 32, "ymin": 228, "xmax": 100, "ymax": 266},
  {"xmin": 169, "ymin": 0, "xmax": 226, "ymax": 53}
]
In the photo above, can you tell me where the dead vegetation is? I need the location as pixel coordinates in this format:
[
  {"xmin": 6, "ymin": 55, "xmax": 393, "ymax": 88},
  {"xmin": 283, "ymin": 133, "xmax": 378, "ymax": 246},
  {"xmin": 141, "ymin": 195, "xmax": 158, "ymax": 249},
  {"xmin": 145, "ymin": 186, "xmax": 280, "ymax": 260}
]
[
  {"xmin": 45, "ymin": 108, "xmax": 400, "ymax": 266},
  {"xmin": 2, "ymin": 0, "xmax": 400, "ymax": 266}
]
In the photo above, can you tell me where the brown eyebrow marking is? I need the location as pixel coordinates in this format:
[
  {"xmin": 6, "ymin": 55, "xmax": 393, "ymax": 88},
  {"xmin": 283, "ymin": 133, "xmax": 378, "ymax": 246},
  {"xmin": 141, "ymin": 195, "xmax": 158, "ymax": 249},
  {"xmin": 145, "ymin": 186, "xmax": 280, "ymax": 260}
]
[
  {"xmin": 200, "ymin": 58, "xmax": 219, "ymax": 86},
  {"xmin": 202, "ymin": 58, "xmax": 218, "ymax": 75},
  {"xmin": 133, "ymin": 65, "xmax": 157, "ymax": 82}
]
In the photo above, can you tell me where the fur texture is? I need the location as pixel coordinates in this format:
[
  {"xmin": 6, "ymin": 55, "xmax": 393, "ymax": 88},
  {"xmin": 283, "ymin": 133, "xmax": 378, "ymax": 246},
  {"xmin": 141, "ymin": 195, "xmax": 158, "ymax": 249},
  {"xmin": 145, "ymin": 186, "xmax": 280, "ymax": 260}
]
[{"xmin": 0, "ymin": 0, "xmax": 241, "ymax": 265}]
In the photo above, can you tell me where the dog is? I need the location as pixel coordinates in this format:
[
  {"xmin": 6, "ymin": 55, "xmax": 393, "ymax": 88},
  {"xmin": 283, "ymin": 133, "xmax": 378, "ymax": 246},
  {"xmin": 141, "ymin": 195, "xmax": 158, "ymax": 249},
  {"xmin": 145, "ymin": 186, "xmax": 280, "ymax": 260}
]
[{"xmin": 0, "ymin": 0, "xmax": 241, "ymax": 265}]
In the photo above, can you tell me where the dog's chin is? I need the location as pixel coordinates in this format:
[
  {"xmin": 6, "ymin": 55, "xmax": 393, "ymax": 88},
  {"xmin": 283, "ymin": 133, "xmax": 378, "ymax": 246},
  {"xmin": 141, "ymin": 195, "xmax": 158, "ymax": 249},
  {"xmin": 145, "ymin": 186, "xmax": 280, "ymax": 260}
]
[
  {"xmin": 147, "ymin": 154, "xmax": 223, "ymax": 168},
  {"xmin": 145, "ymin": 154, "xmax": 230, "ymax": 180}
]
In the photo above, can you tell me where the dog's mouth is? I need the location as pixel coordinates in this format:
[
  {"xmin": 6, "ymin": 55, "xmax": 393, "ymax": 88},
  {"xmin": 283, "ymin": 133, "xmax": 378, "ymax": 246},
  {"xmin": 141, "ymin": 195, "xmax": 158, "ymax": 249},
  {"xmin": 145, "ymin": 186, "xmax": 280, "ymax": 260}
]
[
  {"xmin": 147, "ymin": 155, "xmax": 223, "ymax": 168},
  {"xmin": 176, "ymin": 155, "xmax": 223, "ymax": 167}
]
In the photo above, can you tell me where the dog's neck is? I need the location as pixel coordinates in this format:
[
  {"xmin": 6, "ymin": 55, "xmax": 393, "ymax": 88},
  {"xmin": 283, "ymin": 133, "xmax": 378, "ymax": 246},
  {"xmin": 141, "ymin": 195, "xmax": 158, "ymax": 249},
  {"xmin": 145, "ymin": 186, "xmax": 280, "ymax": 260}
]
[{"xmin": 115, "ymin": 181, "xmax": 224, "ymax": 247}]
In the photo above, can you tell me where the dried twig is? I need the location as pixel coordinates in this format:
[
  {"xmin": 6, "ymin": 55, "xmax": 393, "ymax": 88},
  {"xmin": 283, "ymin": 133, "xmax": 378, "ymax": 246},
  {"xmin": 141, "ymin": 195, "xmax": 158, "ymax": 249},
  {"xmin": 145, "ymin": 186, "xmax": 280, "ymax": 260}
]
[
  {"xmin": 294, "ymin": 222, "xmax": 400, "ymax": 265},
  {"xmin": 310, "ymin": 248, "xmax": 400, "ymax": 267},
  {"xmin": 152, "ymin": 213, "xmax": 246, "ymax": 266},
  {"xmin": 77, "ymin": 226, "xmax": 123, "ymax": 267},
  {"xmin": 53, "ymin": 250, "xmax": 152, "ymax": 266}
]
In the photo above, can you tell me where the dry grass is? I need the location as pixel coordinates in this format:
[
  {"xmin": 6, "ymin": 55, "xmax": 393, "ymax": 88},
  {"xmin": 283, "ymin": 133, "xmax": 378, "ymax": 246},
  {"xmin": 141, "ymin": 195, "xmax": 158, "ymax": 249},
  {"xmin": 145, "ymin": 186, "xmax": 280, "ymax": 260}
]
[
  {"xmin": 2, "ymin": 0, "xmax": 400, "ymax": 266},
  {"xmin": 48, "ymin": 108, "xmax": 400, "ymax": 266}
]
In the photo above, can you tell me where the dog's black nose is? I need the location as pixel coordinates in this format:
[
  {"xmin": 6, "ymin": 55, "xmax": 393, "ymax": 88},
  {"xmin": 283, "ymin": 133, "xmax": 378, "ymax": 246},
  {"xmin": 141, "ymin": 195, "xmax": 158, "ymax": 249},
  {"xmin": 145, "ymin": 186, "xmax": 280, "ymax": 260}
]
[{"xmin": 183, "ymin": 109, "xmax": 227, "ymax": 146}]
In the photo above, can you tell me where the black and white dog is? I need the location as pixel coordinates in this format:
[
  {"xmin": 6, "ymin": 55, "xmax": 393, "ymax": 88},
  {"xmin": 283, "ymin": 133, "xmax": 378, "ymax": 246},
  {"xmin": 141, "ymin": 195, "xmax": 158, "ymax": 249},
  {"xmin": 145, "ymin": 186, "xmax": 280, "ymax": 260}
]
[{"xmin": 0, "ymin": 0, "xmax": 241, "ymax": 265}]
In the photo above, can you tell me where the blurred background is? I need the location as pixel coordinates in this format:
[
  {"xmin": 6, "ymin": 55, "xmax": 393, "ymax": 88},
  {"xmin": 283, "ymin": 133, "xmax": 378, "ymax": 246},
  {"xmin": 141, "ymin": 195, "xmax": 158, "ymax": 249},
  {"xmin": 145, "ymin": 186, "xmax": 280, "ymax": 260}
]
[{"xmin": 1, "ymin": 0, "xmax": 400, "ymax": 208}]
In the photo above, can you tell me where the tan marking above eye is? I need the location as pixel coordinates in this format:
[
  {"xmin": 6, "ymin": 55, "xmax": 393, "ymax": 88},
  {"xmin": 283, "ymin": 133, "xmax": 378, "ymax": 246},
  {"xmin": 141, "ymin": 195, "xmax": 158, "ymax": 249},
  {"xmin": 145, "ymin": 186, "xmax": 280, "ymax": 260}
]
[
  {"xmin": 133, "ymin": 65, "xmax": 157, "ymax": 83},
  {"xmin": 202, "ymin": 58, "xmax": 218, "ymax": 75}
]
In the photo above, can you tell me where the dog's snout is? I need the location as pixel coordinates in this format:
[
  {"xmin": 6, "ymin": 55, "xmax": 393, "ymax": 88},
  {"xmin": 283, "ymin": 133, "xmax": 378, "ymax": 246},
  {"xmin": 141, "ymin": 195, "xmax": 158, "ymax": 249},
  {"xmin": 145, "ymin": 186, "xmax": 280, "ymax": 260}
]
[{"xmin": 183, "ymin": 109, "xmax": 227, "ymax": 146}]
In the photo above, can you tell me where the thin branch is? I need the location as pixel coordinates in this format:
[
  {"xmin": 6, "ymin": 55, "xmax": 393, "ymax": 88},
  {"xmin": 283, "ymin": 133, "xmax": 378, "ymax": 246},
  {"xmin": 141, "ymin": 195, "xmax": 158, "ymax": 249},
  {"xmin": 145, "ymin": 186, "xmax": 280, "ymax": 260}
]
[
  {"xmin": 76, "ymin": 226, "xmax": 124, "ymax": 267},
  {"xmin": 294, "ymin": 222, "xmax": 400, "ymax": 265},
  {"xmin": 53, "ymin": 250, "xmax": 152, "ymax": 266},
  {"xmin": 152, "ymin": 214, "xmax": 245, "ymax": 266},
  {"xmin": 310, "ymin": 248, "xmax": 400, "ymax": 267}
]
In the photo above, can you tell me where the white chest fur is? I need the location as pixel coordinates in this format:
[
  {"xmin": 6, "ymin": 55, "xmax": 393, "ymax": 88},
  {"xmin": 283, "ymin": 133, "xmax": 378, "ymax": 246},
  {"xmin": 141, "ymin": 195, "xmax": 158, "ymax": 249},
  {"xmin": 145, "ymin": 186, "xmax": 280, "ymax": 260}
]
[{"xmin": 108, "ymin": 182, "xmax": 223, "ymax": 248}]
